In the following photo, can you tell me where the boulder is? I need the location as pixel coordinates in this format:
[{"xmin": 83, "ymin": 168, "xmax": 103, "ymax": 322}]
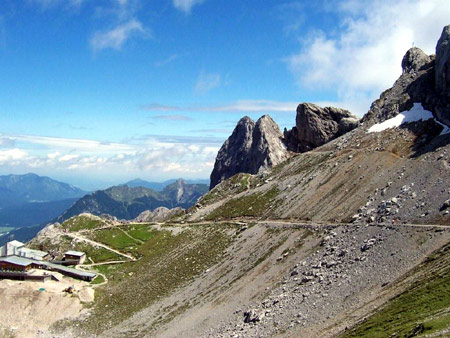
[
  {"xmin": 284, "ymin": 103, "xmax": 359, "ymax": 152},
  {"xmin": 244, "ymin": 309, "xmax": 264, "ymax": 323}
]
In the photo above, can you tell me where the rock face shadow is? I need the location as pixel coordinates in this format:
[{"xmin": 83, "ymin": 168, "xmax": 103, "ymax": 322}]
[{"xmin": 400, "ymin": 120, "xmax": 450, "ymax": 158}]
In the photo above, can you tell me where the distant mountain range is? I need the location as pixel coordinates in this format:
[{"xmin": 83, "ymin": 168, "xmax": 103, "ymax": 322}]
[
  {"xmin": 59, "ymin": 179, "xmax": 208, "ymax": 221},
  {"xmin": 0, "ymin": 173, "xmax": 88, "ymax": 245},
  {"xmin": 0, "ymin": 174, "xmax": 209, "ymax": 245},
  {"xmin": 0, "ymin": 173, "xmax": 87, "ymax": 207},
  {"xmin": 122, "ymin": 178, "xmax": 210, "ymax": 191}
]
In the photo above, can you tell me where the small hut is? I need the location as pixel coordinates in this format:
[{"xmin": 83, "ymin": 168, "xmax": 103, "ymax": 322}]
[{"xmin": 64, "ymin": 251, "xmax": 86, "ymax": 265}]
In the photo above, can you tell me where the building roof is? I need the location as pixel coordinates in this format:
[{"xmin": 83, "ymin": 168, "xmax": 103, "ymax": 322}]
[
  {"xmin": 0, "ymin": 255, "xmax": 96, "ymax": 280},
  {"xmin": 19, "ymin": 248, "xmax": 48, "ymax": 258},
  {"xmin": 39, "ymin": 261, "xmax": 96, "ymax": 279},
  {"xmin": 0, "ymin": 256, "xmax": 34, "ymax": 267},
  {"xmin": 8, "ymin": 240, "xmax": 24, "ymax": 248},
  {"xmin": 64, "ymin": 250, "xmax": 86, "ymax": 257}
]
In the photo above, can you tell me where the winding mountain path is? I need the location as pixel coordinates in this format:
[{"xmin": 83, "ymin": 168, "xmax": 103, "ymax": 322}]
[
  {"xmin": 65, "ymin": 233, "xmax": 136, "ymax": 261},
  {"xmin": 185, "ymin": 218, "xmax": 450, "ymax": 230}
]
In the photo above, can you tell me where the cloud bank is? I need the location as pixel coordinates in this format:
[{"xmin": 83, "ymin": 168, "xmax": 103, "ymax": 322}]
[{"xmin": 0, "ymin": 133, "xmax": 220, "ymax": 182}]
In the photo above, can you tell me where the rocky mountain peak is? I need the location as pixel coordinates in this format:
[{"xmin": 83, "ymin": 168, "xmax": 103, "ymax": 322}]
[
  {"xmin": 250, "ymin": 115, "xmax": 289, "ymax": 173},
  {"xmin": 209, "ymin": 114, "xmax": 290, "ymax": 189},
  {"xmin": 401, "ymin": 47, "xmax": 431, "ymax": 74},
  {"xmin": 363, "ymin": 24, "xmax": 450, "ymax": 128},
  {"xmin": 210, "ymin": 103, "xmax": 360, "ymax": 189}
]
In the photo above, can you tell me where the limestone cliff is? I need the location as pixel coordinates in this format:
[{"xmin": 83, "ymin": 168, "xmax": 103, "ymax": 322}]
[{"xmin": 209, "ymin": 115, "xmax": 289, "ymax": 189}]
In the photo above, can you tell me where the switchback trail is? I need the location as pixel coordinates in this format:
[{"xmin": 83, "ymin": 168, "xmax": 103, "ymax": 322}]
[{"xmin": 64, "ymin": 233, "xmax": 136, "ymax": 261}]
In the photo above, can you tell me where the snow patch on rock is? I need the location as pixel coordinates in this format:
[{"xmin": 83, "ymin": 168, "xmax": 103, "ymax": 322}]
[{"xmin": 368, "ymin": 103, "xmax": 450, "ymax": 134}]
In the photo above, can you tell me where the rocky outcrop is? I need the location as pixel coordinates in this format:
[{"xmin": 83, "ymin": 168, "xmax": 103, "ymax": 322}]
[
  {"xmin": 210, "ymin": 115, "xmax": 290, "ymax": 189},
  {"xmin": 210, "ymin": 107, "xmax": 358, "ymax": 189},
  {"xmin": 401, "ymin": 47, "xmax": 431, "ymax": 74},
  {"xmin": 135, "ymin": 207, "xmax": 184, "ymax": 222},
  {"xmin": 283, "ymin": 103, "xmax": 359, "ymax": 152},
  {"xmin": 435, "ymin": 25, "xmax": 450, "ymax": 98},
  {"xmin": 363, "ymin": 24, "xmax": 450, "ymax": 128},
  {"xmin": 249, "ymin": 115, "xmax": 291, "ymax": 173}
]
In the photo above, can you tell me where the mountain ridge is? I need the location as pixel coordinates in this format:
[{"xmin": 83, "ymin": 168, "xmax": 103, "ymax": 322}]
[
  {"xmin": 0, "ymin": 173, "xmax": 87, "ymax": 207},
  {"xmin": 58, "ymin": 179, "xmax": 208, "ymax": 221},
  {"xmin": 122, "ymin": 177, "xmax": 210, "ymax": 191}
]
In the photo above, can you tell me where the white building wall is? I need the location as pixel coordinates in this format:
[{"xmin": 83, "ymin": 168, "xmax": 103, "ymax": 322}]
[
  {"xmin": 5, "ymin": 242, "xmax": 24, "ymax": 256},
  {"xmin": 18, "ymin": 248, "xmax": 46, "ymax": 261}
]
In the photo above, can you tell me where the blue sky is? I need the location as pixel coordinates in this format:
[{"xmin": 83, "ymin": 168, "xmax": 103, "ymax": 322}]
[{"xmin": 0, "ymin": 0, "xmax": 448, "ymax": 190}]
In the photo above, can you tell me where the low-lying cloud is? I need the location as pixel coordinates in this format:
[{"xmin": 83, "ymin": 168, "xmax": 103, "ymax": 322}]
[{"xmin": 0, "ymin": 132, "xmax": 221, "ymax": 182}]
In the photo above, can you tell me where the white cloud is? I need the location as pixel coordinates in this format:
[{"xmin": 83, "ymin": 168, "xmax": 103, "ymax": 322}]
[
  {"xmin": 172, "ymin": 0, "xmax": 205, "ymax": 13},
  {"xmin": 0, "ymin": 133, "xmax": 220, "ymax": 180},
  {"xmin": 194, "ymin": 71, "xmax": 221, "ymax": 95},
  {"xmin": 59, "ymin": 154, "xmax": 79, "ymax": 162},
  {"xmin": 11, "ymin": 134, "xmax": 135, "ymax": 154},
  {"xmin": 47, "ymin": 152, "xmax": 60, "ymax": 159},
  {"xmin": 286, "ymin": 0, "xmax": 450, "ymax": 116},
  {"xmin": 90, "ymin": 19, "xmax": 147, "ymax": 51},
  {"xmin": 0, "ymin": 149, "xmax": 28, "ymax": 164}
]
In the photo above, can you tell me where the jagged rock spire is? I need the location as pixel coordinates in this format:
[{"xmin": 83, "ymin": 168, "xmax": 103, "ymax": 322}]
[{"xmin": 209, "ymin": 115, "xmax": 289, "ymax": 190}]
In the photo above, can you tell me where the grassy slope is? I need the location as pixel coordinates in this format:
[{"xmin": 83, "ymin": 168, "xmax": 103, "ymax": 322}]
[
  {"xmin": 61, "ymin": 215, "xmax": 106, "ymax": 232},
  {"xmin": 205, "ymin": 187, "xmax": 279, "ymax": 220},
  {"xmin": 341, "ymin": 243, "xmax": 450, "ymax": 338},
  {"xmin": 51, "ymin": 220, "xmax": 235, "ymax": 336}
]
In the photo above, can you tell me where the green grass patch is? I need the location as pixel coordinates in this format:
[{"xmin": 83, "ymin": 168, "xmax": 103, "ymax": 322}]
[
  {"xmin": 62, "ymin": 215, "xmax": 106, "ymax": 232},
  {"xmin": 91, "ymin": 228, "xmax": 140, "ymax": 252},
  {"xmin": 206, "ymin": 187, "xmax": 279, "ymax": 220},
  {"xmin": 91, "ymin": 274, "xmax": 105, "ymax": 285},
  {"xmin": 341, "ymin": 244, "xmax": 450, "ymax": 338},
  {"xmin": 78, "ymin": 243, "xmax": 123, "ymax": 263},
  {"xmin": 124, "ymin": 224, "xmax": 154, "ymax": 241}
]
